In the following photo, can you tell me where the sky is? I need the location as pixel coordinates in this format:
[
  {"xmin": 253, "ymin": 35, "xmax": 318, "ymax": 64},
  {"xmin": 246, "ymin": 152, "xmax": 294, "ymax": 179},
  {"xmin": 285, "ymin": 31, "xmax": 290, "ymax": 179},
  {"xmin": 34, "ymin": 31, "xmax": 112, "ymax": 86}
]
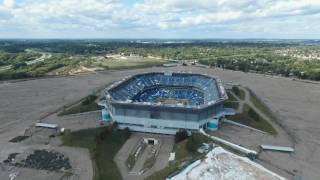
[{"xmin": 0, "ymin": 0, "xmax": 320, "ymax": 39}]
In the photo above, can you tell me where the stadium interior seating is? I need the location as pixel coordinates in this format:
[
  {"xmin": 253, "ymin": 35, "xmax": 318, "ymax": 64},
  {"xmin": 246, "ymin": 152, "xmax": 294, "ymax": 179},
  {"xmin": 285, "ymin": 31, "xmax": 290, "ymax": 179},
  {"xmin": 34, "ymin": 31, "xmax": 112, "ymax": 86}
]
[{"xmin": 109, "ymin": 73, "xmax": 220, "ymax": 106}]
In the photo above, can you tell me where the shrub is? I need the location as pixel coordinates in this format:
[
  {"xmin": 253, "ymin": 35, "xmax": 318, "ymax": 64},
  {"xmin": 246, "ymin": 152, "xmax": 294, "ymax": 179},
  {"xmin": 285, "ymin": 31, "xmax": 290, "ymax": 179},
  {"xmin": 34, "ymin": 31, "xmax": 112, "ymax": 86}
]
[
  {"xmin": 123, "ymin": 127, "xmax": 131, "ymax": 138},
  {"xmin": 12, "ymin": 62, "xmax": 27, "ymax": 70},
  {"xmin": 81, "ymin": 94, "xmax": 97, "ymax": 105},
  {"xmin": 232, "ymin": 86, "xmax": 240, "ymax": 96},
  {"xmin": 96, "ymin": 128, "xmax": 111, "ymax": 142},
  {"xmin": 175, "ymin": 129, "xmax": 188, "ymax": 143},
  {"xmin": 113, "ymin": 121, "xmax": 119, "ymax": 129},
  {"xmin": 186, "ymin": 134, "xmax": 202, "ymax": 153}
]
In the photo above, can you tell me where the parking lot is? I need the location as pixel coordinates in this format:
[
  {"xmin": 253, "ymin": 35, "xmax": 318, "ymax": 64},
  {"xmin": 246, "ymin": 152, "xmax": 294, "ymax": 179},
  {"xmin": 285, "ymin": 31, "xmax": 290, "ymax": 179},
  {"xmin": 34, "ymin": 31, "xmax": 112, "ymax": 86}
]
[{"xmin": 1, "ymin": 65, "xmax": 320, "ymax": 179}]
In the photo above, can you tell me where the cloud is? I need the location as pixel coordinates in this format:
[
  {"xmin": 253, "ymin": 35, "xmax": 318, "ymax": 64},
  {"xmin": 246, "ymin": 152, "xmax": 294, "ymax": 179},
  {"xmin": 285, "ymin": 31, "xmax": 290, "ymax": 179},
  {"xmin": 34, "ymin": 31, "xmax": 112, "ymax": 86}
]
[
  {"xmin": 0, "ymin": 0, "xmax": 320, "ymax": 38},
  {"xmin": 3, "ymin": 0, "xmax": 14, "ymax": 8}
]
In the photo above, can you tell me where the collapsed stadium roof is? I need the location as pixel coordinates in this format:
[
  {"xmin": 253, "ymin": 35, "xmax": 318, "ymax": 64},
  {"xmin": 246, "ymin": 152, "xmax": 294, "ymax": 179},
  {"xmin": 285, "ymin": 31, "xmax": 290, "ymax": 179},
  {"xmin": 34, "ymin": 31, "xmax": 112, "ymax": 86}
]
[
  {"xmin": 105, "ymin": 72, "xmax": 228, "ymax": 109},
  {"xmin": 102, "ymin": 72, "xmax": 228, "ymax": 134}
]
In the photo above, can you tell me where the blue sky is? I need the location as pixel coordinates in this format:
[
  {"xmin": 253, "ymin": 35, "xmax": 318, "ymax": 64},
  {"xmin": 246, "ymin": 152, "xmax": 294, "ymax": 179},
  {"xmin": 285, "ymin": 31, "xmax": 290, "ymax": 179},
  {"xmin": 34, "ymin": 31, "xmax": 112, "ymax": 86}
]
[{"xmin": 0, "ymin": 0, "xmax": 320, "ymax": 39}]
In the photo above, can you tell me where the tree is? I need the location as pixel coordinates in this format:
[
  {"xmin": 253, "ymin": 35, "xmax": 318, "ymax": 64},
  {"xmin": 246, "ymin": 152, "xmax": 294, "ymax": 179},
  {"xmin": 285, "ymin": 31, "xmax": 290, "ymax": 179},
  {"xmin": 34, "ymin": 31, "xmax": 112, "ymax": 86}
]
[
  {"xmin": 123, "ymin": 127, "xmax": 131, "ymax": 138},
  {"xmin": 175, "ymin": 129, "xmax": 188, "ymax": 143},
  {"xmin": 12, "ymin": 62, "xmax": 27, "ymax": 70},
  {"xmin": 112, "ymin": 121, "xmax": 119, "ymax": 129},
  {"xmin": 232, "ymin": 86, "xmax": 240, "ymax": 96},
  {"xmin": 82, "ymin": 95, "xmax": 97, "ymax": 105}
]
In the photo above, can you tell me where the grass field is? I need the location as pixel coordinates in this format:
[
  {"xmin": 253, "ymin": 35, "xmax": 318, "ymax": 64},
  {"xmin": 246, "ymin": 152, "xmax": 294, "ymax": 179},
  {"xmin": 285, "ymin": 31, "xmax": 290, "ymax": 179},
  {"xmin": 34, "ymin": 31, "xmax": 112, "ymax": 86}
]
[
  {"xmin": 85, "ymin": 57, "xmax": 168, "ymax": 70},
  {"xmin": 226, "ymin": 91, "xmax": 237, "ymax": 101},
  {"xmin": 228, "ymin": 104, "xmax": 277, "ymax": 134},
  {"xmin": 224, "ymin": 101, "xmax": 239, "ymax": 110},
  {"xmin": 62, "ymin": 127, "xmax": 130, "ymax": 180}
]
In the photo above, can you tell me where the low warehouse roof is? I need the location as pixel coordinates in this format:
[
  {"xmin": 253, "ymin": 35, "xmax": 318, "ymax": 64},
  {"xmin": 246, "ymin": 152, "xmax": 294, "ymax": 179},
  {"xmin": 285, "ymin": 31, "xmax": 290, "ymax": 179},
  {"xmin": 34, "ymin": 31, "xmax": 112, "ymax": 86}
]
[
  {"xmin": 260, "ymin": 145, "xmax": 294, "ymax": 152},
  {"xmin": 35, "ymin": 123, "xmax": 58, "ymax": 129}
]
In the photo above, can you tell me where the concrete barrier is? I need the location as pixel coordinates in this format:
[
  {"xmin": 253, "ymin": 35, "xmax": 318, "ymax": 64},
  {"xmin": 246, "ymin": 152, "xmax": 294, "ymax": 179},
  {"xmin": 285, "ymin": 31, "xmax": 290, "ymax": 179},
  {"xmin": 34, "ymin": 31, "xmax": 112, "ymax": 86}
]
[{"xmin": 200, "ymin": 129, "xmax": 258, "ymax": 156}]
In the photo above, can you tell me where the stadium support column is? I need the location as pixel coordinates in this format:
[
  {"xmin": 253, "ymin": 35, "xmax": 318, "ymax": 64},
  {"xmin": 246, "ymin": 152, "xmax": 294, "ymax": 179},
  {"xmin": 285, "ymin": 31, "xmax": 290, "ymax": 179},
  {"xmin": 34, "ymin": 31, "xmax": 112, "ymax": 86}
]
[
  {"xmin": 207, "ymin": 118, "xmax": 219, "ymax": 131},
  {"xmin": 101, "ymin": 109, "xmax": 111, "ymax": 122}
]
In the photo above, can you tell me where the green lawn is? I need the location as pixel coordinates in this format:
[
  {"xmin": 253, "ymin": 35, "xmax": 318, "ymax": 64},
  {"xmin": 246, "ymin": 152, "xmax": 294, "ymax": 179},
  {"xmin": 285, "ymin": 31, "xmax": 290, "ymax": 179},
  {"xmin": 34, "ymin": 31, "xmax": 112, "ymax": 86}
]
[
  {"xmin": 228, "ymin": 104, "xmax": 277, "ymax": 134},
  {"xmin": 231, "ymin": 86, "xmax": 246, "ymax": 100},
  {"xmin": 62, "ymin": 127, "xmax": 130, "ymax": 180},
  {"xmin": 226, "ymin": 91, "xmax": 237, "ymax": 101},
  {"xmin": 224, "ymin": 101, "xmax": 239, "ymax": 110}
]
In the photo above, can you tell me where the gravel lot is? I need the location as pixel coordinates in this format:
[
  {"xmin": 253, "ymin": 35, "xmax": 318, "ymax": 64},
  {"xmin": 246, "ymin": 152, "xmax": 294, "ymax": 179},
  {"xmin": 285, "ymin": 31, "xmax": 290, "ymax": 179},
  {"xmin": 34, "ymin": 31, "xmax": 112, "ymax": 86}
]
[{"xmin": 1, "ymin": 66, "xmax": 320, "ymax": 179}]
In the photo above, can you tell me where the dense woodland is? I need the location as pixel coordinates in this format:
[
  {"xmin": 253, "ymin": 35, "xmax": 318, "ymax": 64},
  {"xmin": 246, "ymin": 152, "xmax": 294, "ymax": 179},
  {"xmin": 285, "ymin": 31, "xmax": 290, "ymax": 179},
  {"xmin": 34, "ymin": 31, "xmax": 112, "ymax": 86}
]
[{"xmin": 0, "ymin": 39, "xmax": 320, "ymax": 80}]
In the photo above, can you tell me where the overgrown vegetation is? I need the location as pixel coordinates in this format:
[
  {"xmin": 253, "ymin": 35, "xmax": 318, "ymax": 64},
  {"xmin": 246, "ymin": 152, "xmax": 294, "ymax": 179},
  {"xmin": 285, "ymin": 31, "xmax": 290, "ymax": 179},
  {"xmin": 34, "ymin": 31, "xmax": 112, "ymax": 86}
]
[
  {"xmin": 226, "ymin": 91, "xmax": 237, "ymax": 101},
  {"xmin": 228, "ymin": 104, "xmax": 277, "ymax": 134},
  {"xmin": 3, "ymin": 150, "xmax": 71, "ymax": 171},
  {"xmin": 62, "ymin": 126, "xmax": 131, "ymax": 180},
  {"xmin": 231, "ymin": 86, "xmax": 245, "ymax": 100},
  {"xmin": 0, "ymin": 52, "xmax": 41, "ymax": 66},
  {"xmin": 225, "ymin": 86, "xmax": 277, "ymax": 135},
  {"xmin": 83, "ymin": 57, "xmax": 167, "ymax": 70},
  {"xmin": 126, "ymin": 141, "xmax": 146, "ymax": 170},
  {"xmin": 0, "ymin": 53, "xmax": 78, "ymax": 80},
  {"xmin": 0, "ymin": 51, "xmax": 167, "ymax": 81},
  {"xmin": 175, "ymin": 129, "xmax": 189, "ymax": 143},
  {"xmin": 147, "ymin": 133, "xmax": 210, "ymax": 180},
  {"xmin": 1, "ymin": 40, "xmax": 320, "ymax": 81},
  {"xmin": 224, "ymin": 101, "xmax": 239, "ymax": 109},
  {"xmin": 143, "ymin": 150, "xmax": 158, "ymax": 170},
  {"xmin": 224, "ymin": 89, "xmax": 240, "ymax": 110},
  {"xmin": 186, "ymin": 133, "xmax": 211, "ymax": 153},
  {"xmin": 59, "ymin": 94, "xmax": 102, "ymax": 116},
  {"xmin": 9, "ymin": 135, "xmax": 30, "ymax": 143}
]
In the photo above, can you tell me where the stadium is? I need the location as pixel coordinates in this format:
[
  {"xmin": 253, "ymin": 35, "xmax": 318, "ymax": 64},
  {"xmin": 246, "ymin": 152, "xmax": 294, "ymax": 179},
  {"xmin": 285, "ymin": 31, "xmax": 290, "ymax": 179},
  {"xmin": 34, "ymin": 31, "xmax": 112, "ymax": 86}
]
[{"xmin": 101, "ymin": 72, "xmax": 229, "ymax": 134}]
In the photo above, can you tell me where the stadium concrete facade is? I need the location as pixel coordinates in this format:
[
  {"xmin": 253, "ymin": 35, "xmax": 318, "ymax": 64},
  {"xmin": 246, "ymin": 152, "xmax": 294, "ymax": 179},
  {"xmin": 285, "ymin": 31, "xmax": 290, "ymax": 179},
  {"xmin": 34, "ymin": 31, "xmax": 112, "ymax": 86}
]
[{"xmin": 100, "ymin": 72, "xmax": 230, "ymax": 134}]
